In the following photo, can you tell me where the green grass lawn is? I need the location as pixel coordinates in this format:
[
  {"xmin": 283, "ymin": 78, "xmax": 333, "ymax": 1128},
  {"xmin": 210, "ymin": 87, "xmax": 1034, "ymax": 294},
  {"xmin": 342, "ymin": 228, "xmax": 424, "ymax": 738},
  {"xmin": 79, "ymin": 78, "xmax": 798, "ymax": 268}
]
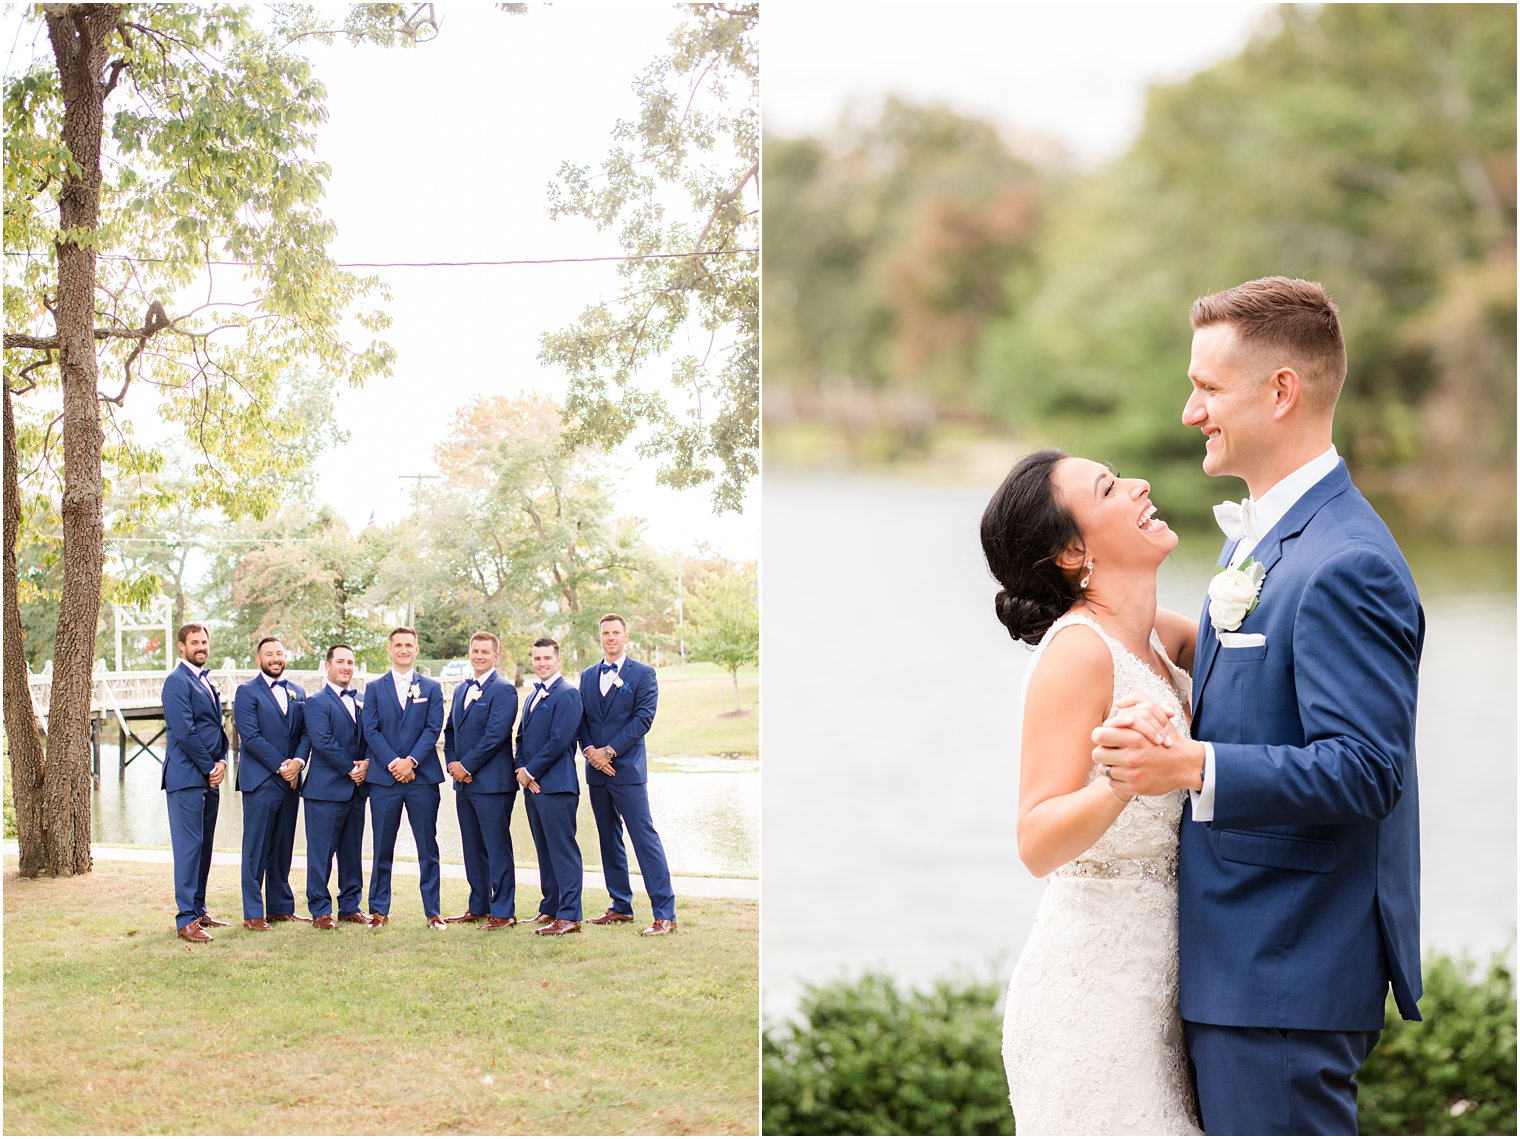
[
  {"xmin": 650, "ymin": 663, "xmax": 757, "ymax": 759},
  {"xmin": 3, "ymin": 858, "xmax": 758, "ymax": 1135}
]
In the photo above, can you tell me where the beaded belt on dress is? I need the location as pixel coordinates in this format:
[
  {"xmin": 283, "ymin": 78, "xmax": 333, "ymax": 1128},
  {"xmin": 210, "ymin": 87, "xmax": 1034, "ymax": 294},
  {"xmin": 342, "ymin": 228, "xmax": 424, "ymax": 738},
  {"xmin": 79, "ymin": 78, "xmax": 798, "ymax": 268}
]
[{"xmin": 1050, "ymin": 855, "xmax": 1177, "ymax": 883}]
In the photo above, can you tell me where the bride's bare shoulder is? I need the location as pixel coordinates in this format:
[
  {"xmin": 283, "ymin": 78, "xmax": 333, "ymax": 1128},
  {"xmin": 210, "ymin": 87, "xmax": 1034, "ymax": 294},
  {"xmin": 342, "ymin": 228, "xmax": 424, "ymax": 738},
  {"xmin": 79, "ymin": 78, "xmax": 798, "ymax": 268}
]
[{"xmin": 1026, "ymin": 620, "xmax": 1111, "ymax": 696}]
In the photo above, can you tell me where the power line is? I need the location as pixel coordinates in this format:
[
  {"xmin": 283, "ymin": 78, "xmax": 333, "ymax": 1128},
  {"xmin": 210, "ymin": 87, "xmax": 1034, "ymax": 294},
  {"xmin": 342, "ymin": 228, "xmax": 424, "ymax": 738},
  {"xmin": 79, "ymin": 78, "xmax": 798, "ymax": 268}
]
[{"xmin": 1, "ymin": 248, "xmax": 757, "ymax": 269}]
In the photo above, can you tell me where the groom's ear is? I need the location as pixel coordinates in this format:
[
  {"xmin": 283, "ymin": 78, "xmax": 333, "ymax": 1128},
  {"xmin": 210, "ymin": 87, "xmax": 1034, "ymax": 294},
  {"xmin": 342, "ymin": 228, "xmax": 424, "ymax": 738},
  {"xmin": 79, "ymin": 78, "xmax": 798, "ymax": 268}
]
[{"xmin": 1269, "ymin": 366, "xmax": 1302, "ymax": 420}]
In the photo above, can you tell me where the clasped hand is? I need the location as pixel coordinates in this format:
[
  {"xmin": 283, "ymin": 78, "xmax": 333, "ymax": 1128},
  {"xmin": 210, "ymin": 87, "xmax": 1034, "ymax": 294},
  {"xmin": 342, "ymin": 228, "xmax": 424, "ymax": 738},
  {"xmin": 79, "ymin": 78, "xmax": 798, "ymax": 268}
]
[
  {"xmin": 447, "ymin": 761, "xmax": 472, "ymax": 784},
  {"xmin": 1090, "ymin": 694, "xmax": 1204, "ymax": 797},
  {"xmin": 278, "ymin": 758, "xmax": 302, "ymax": 788},
  {"xmin": 582, "ymin": 746, "xmax": 616, "ymax": 776},
  {"xmin": 387, "ymin": 756, "xmax": 417, "ymax": 783},
  {"xmin": 515, "ymin": 766, "xmax": 541, "ymax": 794}
]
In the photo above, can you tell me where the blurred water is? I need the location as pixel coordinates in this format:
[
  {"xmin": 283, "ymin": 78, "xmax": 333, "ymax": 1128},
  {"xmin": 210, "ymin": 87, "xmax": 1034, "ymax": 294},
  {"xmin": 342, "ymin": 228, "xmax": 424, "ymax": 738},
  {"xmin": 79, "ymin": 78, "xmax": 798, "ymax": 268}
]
[
  {"xmin": 92, "ymin": 749, "xmax": 757, "ymax": 879},
  {"xmin": 762, "ymin": 468, "xmax": 1516, "ymax": 1020}
]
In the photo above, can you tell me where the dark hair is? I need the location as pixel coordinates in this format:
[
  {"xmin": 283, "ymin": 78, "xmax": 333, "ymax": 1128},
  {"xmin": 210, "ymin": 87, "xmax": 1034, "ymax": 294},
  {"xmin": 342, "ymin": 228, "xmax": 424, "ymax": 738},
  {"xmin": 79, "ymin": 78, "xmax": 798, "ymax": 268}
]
[
  {"xmin": 325, "ymin": 643, "xmax": 354, "ymax": 663},
  {"xmin": 531, "ymin": 637, "xmax": 560, "ymax": 654},
  {"xmin": 598, "ymin": 613, "xmax": 627, "ymax": 631},
  {"xmin": 255, "ymin": 636, "xmax": 282, "ymax": 652},
  {"xmin": 980, "ymin": 449, "xmax": 1086, "ymax": 646},
  {"xmin": 175, "ymin": 622, "xmax": 208, "ymax": 645}
]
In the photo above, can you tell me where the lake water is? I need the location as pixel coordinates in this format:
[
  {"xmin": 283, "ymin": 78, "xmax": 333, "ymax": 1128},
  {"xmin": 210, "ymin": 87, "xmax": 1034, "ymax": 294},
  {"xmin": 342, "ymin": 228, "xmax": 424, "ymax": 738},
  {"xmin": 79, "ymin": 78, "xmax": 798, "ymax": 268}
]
[
  {"xmin": 761, "ymin": 468, "xmax": 1517, "ymax": 1020},
  {"xmin": 93, "ymin": 750, "xmax": 757, "ymax": 879}
]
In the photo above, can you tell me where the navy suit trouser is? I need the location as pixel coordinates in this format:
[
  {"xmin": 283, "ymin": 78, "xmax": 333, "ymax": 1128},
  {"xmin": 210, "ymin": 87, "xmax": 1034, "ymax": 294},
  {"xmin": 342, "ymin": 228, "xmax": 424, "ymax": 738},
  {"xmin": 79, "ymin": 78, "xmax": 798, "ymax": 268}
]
[
  {"xmin": 305, "ymin": 793, "xmax": 366, "ymax": 916},
  {"xmin": 455, "ymin": 787, "xmax": 518, "ymax": 918},
  {"xmin": 589, "ymin": 781, "xmax": 676, "ymax": 921},
  {"xmin": 1186, "ymin": 1021, "xmax": 1381, "ymax": 1135},
  {"xmin": 367, "ymin": 780, "xmax": 442, "ymax": 917},
  {"xmin": 526, "ymin": 790, "xmax": 582, "ymax": 921},
  {"xmin": 166, "ymin": 786, "xmax": 220, "ymax": 929},
  {"xmin": 240, "ymin": 778, "xmax": 299, "ymax": 919}
]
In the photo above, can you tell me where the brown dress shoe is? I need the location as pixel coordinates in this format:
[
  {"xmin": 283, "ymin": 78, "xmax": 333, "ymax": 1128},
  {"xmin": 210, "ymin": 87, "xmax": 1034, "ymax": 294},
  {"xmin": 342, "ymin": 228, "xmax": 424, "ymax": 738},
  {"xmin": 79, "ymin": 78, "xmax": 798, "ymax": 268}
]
[
  {"xmin": 444, "ymin": 911, "xmax": 486, "ymax": 923},
  {"xmin": 639, "ymin": 919, "xmax": 678, "ymax": 937},
  {"xmin": 337, "ymin": 911, "xmax": 372, "ymax": 925},
  {"xmin": 177, "ymin": 920, "xmax": 213, "ymax": 943},
  {"xmin": 313, "ymin": 914, "xmax": 338, "ymax": 930},
  {"xmin": 530, "ymin": 912, "xmax": 556, "ymax": 926},
  {"xmin": 197, "ymin": 914, "xmax": 231, "ymax": 928},
  {"xmin": 482, "ymin": 916, "xmax": 519, "ymax": 931},
  {"xmin": 426, "ymin": 915, "xmax": 447, "ymax": 931},
  {"xmin": 266, "ymin": 912, "xmax": 312, "ymax": 923},
  {"xmin": 242, "ymin": 918, "xmax": 273, "ymax": 931},
  {"xmin": 534, "ymin": 918, "xmax": 582, "ymax": 937},
  {"xmin": 369, "ymin": 913, "xmax": 389, "ymax": 927},
  {"xmin": 588, "ymin": 908, "xmax": 635, "ymax": 925}
]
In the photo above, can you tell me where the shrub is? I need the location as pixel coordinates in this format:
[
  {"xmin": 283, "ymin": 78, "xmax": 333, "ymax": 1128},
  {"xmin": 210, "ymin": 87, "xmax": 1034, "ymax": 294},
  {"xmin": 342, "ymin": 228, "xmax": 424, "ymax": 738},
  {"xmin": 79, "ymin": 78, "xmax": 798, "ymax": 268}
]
[
  {"xmin": 762, "ymin": 955, "xmax": 1518, "ymax": 1136},
  {"xmin": 762, "ymin": 972, "xmax": 1017, "ymax": 1136},
  {"xmin": 1360, "ymin": 952, "xmax": 1516, "ymax": 1136}
]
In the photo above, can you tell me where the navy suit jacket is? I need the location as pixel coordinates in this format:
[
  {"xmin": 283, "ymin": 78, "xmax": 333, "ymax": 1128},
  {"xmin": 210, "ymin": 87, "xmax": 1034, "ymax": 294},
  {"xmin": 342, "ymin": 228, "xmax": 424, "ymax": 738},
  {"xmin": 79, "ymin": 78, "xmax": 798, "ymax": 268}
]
[
  {"xmin": 233, "ymin": 676, "xmax": 310, "ymax": 793},
  {"xmin": 303, "ymin": 686, "xmax": 366, "ymax": 802},
  {"xmin": 443, "ymin": 673, "xmax": 519, "ymax": 794},
  {"xmin": 1182, "ymin": 460, "xmax": 1423, "ymax": 1031},
  {"xmin": 578, "ymin": 658, "xmax": 658, "ymax": 786},
  {"xmin": 362, "ymin": 672, "xmax": 444, "ymax": 786},
  {"xmin": 162, "ymin": 663, "xmax": 229, "ymax": 791},
  {"xmin": 515, "ymin": 678, "xmax": 582, "ymax": 795}
]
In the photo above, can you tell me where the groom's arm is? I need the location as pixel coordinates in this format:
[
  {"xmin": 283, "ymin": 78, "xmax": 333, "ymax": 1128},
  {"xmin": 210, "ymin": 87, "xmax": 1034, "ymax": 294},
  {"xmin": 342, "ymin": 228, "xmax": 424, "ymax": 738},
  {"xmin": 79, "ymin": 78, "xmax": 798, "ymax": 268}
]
[{"xmin": 1207, "ymin": 544, "xmax": 1420, "ymax": 827}]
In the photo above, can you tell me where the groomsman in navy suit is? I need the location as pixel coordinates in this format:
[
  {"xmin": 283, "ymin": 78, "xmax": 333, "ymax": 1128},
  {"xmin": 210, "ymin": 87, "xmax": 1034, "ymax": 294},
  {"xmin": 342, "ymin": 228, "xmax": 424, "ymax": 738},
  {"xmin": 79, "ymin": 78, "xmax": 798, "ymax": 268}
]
[
  {"xmin": 579, "ymin": 614, "xmax": 677, "ymax": 936},
  {"xmin": 161, "ymin": 622, "xmax": 230, "ymax": 942},
  {"xmin": 516, "ymin": 637, "xmax": 584, "ymax": 936},
  {"xmin": 362, "ymin": 626, "xmax": 446, "ymax": 929},
  {"xmin": 232, "ymin": 637, "xmax": 311, "ymax": 929},
  {"xmin": 443, "ymin": 631, "xmax": 521, "ymax": 931},
  {"xmin": 302, "ymin": 643, "xmax": 373, "ymax": 929},
  {"xmin": 1094, "ymin": 277, "xmax": 1423, "ymax": 1135}
]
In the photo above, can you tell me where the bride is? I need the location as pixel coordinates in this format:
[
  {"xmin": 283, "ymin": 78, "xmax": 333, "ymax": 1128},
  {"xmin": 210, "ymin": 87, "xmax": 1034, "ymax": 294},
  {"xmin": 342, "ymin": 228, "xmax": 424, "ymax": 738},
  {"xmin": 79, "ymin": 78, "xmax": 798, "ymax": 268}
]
[{"xmin": 980, "ymin": 447, "xmax": 1203, "ymax": 1135}]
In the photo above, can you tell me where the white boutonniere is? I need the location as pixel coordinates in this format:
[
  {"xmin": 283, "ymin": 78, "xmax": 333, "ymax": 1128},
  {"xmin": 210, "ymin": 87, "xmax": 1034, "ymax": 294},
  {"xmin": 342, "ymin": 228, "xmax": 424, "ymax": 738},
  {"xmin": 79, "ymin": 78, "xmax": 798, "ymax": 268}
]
[
  {"xmin": 408, "ymin": 683, "xmax": 421, "ymax": 701},
  {"xmin": 1208, "ymin": 558, "xmax": 1266, "ymax": 633},
  {"xmin": 463, "ymin": 686, "xmax": 481, "ymax": 706},
  {"xmin": 610, "ymin": 674, "xmax": 625, "ymax": 690},
  {"xmin": 353, "ymin": 697, "xmax": 363, "ymax": 710}
]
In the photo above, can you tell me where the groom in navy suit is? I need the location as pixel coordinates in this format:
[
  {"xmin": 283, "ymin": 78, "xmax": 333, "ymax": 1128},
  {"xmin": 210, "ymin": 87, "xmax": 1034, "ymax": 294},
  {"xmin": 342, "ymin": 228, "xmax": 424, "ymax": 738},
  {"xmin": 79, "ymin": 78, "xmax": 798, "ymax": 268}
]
[
  {"xmin": 516, "ymin": 637, "xmax": 584, "ymax": 936},
  {"xmin": 579, "ymin": 614, "xmax": 677, "ymax": 935},
  {"xmin": 443, "ymin": 630, "xmax": 521, "ymax": 930},
  {"xmin": 161, "ymin": 623, "xmax": 231, "ymax": 942},
  {"xmin": 232, "ymin": 636, "xmax": 311, "ymax": 929},
  {"xmin": 362, "ymin": 626, "xmax": 446, "ymax": 929},
  {"xmin": 1094, "ymin": 277, "xmax": 1422, "ymax": 1135}
]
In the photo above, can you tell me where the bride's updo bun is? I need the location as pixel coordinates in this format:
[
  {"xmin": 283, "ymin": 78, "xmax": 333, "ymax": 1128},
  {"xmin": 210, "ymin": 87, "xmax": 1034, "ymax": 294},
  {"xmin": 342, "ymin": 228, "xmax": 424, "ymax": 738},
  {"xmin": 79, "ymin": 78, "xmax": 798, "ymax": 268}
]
[{"xmin": 981, "ymin": 448, "xmax": 1086, "ymax": 646}]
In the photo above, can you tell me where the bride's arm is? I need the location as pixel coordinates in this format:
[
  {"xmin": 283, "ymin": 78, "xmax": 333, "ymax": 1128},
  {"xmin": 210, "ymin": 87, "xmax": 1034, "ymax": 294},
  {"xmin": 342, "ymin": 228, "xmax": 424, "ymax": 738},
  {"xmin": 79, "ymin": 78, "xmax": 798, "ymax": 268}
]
[
  {"xmin": 1016, "ymin": 626, "xmax": 1129, "ymax": 879},
  {"xmin": 1154, "ymin": 607, "xmax": 1198, "ymax": 670}
]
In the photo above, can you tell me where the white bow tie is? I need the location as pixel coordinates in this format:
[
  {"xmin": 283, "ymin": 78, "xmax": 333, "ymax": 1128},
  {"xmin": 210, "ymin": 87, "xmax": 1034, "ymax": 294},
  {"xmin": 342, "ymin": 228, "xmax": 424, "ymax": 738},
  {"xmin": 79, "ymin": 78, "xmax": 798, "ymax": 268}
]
[{"xmin": 1213, "ymin": 497, "xmax": 1260, "ymax": 544}]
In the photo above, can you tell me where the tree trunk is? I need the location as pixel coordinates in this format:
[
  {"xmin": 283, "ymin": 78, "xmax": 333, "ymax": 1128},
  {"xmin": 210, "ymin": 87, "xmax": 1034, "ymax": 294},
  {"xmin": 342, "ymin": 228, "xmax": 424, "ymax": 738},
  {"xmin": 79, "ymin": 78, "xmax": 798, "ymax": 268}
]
[
  {"xmin": 2, "ymin": 385, "xmax": 51, "ymax": 875},
  {"xmin": 24, "ymin": 4, "xmax": 124, "ymax": 877},
  {"xmin": 730, "ymin": 666, "xmax": 740, "ymax": 713}
]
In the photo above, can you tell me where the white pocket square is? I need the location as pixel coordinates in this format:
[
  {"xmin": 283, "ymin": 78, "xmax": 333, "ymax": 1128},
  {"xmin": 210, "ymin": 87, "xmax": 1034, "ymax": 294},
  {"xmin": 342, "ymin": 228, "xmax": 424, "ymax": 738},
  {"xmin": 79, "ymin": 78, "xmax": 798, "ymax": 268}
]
[{"xmin": 1219, "ymin": 632, "xmax": 1266, "ymax": 648}]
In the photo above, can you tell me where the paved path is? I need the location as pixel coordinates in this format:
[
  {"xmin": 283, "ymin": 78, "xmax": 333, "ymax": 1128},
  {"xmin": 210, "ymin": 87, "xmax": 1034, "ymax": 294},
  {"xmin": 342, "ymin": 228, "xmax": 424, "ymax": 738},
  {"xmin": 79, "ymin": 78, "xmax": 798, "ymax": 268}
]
[{"xmin": 2, "ymin": 842, "xmax": 758, "ymax": 900}]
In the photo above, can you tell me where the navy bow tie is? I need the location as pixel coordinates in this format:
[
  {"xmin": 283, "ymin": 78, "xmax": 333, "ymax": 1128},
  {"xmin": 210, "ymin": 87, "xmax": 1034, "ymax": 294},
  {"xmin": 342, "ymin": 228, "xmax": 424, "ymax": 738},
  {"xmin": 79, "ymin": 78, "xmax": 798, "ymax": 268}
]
[
  {"xmin": 466, "ymin": 678, "xmax": 482, "ymax": 688},
  {"xmin": 533, "ymin": 681, "xmax": 548, "ymax": 694},
  {"xmin": 600, "ymin": 662, "xmax": 618, "ymax": 674},
  {"xmin": 341, "ymin": 689, "xmax": 358, "ymax": 700},
  {"xmin": 199, "ymin": 669, "xmax": 212, "ymax": 682}
]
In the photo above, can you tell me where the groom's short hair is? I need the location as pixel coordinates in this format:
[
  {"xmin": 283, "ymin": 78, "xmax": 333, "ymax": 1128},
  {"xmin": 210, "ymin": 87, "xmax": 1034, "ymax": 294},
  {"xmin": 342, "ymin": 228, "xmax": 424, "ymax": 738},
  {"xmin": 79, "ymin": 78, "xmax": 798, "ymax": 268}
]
[{"xmin": 1190, "ymin": 276, "xmax": 1346, "ymax": 410}]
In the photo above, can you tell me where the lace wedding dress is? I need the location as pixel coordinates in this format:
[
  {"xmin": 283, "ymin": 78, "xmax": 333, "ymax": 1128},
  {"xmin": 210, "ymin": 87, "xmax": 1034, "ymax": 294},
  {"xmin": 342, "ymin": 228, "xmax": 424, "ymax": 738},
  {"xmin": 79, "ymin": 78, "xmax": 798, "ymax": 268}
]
[{"xmin": 1002, "ymin": 613, "xmax": 1202, "ymax": 1135}]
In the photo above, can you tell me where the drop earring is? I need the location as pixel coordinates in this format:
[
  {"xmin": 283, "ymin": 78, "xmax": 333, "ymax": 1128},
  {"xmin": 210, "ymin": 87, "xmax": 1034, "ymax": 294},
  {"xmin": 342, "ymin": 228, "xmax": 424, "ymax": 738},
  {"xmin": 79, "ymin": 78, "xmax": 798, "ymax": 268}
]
[{"xmin": 1079, "ymin": 560, "xmax": 1094, "ymax": 589}]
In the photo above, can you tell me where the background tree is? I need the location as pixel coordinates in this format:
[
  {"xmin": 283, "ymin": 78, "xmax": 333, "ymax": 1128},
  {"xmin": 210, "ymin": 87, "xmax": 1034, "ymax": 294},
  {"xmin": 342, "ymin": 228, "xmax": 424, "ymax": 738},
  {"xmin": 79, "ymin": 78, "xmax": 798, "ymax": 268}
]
[
  {"xmin": 540, "ymin": 2, "xmax": 758, "ymax": 513},
  {"xmin": 2, "ymin": 4, "xmax": 423, "ymax": 876},
  {"xmin": 685, "ymin": 565, "xmax": 757, "ymax": 714}
]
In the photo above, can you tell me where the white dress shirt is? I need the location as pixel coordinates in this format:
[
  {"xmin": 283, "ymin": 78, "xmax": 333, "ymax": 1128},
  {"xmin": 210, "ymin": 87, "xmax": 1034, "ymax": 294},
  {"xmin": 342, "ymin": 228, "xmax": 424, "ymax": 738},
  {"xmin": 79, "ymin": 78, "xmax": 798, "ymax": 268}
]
[
  {"xmin": 599, "ymin": 654, "xmax": 626, "ymax": 697},
  {"xmin": 391, "ymin": 670, "xmax": 415, "ymax": 706},
  {"xmin": 327, "ymin": 680, "xmax": 357, "ymax": 722},
  {"xmin": 1194, "ymin": 446, "xmax": 1339, "ymax": 822},
  {"xmin": 530, "ymin": 672, "xmax": 562, "ymax": 713},
  {"xmin": 264, "ymin": 671, "xmax": 289, "ymax": 715}
]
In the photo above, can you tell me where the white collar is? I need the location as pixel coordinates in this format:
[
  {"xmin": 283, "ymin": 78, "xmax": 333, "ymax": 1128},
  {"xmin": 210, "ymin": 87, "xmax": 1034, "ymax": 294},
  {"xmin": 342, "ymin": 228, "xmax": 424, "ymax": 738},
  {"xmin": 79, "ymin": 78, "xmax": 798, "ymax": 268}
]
[
  {"xmin": 392, "ymin": 669, "xmax": 415, "ymax": 687},
  {"xmin": 1250, "ymin": 446, "xmax": 1339, "ymax": 539},
  {"xmin": 262, "ymin": 672, "xmax": 285, "ymax": 689},
  {"xmin": 179, "ymin": 658, "xmax": 206, "ymax": 677},
  {"xmin": 327, "ymin": 680, "xmax": 349, "ymax": 697},
  {"xmin": 535, "ymin": 672, "xmax": 562, "ymax": 690},
  {"xmin": 602, "ymin": 654, "xmax": 626, "ymax": 670},
  {"xmin": 471, "ymin": 669, "xmax": 495, "ymax": 685}
]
